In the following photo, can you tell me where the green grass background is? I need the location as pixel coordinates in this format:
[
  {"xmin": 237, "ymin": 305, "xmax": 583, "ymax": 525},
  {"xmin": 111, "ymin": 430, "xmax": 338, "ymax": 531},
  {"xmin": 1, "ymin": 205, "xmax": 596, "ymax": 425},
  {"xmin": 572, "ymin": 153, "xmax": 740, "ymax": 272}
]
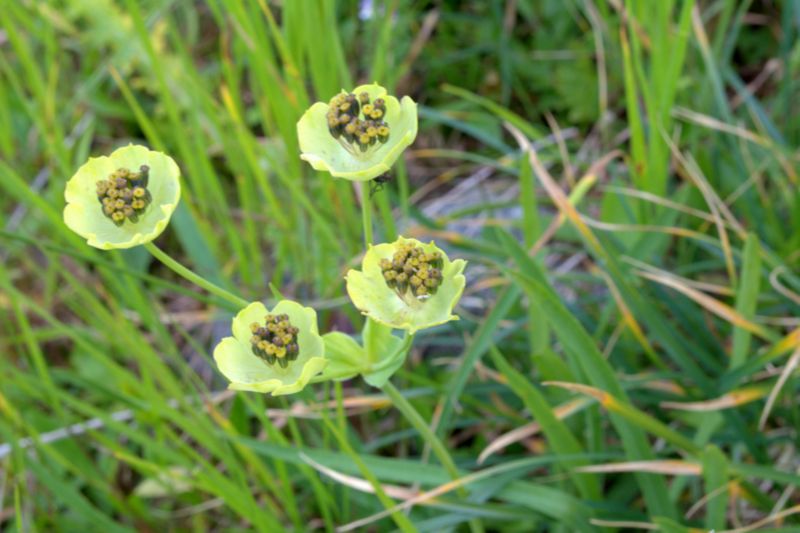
[{"xmin": 1, "ymin": 0, "xmax": 799, "ymax": 531}]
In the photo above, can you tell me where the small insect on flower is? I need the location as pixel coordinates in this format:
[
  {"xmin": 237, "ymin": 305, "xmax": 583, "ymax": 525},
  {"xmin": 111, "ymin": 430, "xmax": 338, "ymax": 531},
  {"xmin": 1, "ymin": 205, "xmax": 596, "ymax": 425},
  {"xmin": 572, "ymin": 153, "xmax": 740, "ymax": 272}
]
[
  {"xmin": 213, "ymin": 300, "xmax": 327, "ymax": 395},
  {"xmin": 297, "ymin": 83, "xmax": 418, "ymax": 181},
  {"xmin": 63, "ymin": 145, "xmax": 181, "ymax": 249},
  {"xmin": 369, "ymin": 171, "xmax": 393, "ymax": 198},
  {"xmin": 346, "ymin": 237, "xmax": 467, "ymax": 334}
]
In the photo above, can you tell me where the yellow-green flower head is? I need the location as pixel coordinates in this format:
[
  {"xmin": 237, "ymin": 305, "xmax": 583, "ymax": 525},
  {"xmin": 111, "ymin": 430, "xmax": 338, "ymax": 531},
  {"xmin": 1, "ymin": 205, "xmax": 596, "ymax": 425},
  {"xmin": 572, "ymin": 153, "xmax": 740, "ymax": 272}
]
[
  {"xmin": 213, "ymin": 300, "xmax": 326, "ymax": 395},
  {"xmin": 346, "ymin": 237, "xmax": 467, "ymax": 334},
  {"xmin": 64, "ymin": 144, "xmax": 180, "ymax": 249},
  {"xmin": 297, "ymin": 83, "xmax": 417, "ymax": 182}
]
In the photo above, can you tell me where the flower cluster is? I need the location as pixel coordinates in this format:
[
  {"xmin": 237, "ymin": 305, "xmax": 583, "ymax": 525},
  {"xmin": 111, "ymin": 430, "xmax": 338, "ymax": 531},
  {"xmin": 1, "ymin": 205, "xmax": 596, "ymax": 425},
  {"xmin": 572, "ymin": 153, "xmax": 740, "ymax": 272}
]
[
  {"xmin": 327, "ymin": 91, "xmax": 391, "ymax": 153},
  {"xmin": 96, "ymin": 166, "xmax": 152, "ymax": 226},
  {"xmin": 347, "ymin": 237, "xmax": 466, "ymax": 335},
  {"xmin": 63, "ymin": 84, "xmax": 467, "ymax": 396},
  {"xmin": 63, "ymin": 144, "xmax": 180, "ymax": 250},
  {"xmin": 249, "ymin": 313, "xmax": 300, "ymax": 368},
  {"xmin": 297, "ymin": 83, "xmax": 418, "ymax": 181},
  {"xmin": 214, "ymin": 301, "xmax": 326, "ymax": 396},
  {"xmin": 380, "ymin": 242, "xmax": 443, "ymax": 300}
]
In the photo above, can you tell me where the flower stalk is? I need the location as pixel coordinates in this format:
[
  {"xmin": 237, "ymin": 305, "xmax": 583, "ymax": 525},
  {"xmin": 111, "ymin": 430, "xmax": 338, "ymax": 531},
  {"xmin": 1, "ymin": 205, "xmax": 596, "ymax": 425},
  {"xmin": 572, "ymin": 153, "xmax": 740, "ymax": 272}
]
[
  {"xmin": 361, "ymin": 180, "xmax": 373, "ymax": 248},
  {"xmin": 381, "ymin": 379, "xmax": 484, "ymax": 533},
  {"xmin": 144, "ymin": 242, "xmax": 249, "ymax": 309}
]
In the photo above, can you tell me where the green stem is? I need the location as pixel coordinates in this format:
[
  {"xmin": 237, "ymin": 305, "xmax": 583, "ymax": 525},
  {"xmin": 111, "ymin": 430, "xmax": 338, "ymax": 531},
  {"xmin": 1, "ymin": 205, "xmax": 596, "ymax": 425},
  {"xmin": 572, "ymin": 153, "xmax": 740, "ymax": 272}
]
[
  {"xmin": 332, "ymin": 381, "xmax": 350, "ymax": 518},
  {"xmin": 360, "ymin": 180, "xmax": 373, "ymax": 247},
  {"xmin": 381, "ymin": 380, "xmax": 484, "ymax": 533},
  {"xmin": 319, "ymin": 416, "xmax": 417, "ymax": 533},
  {"xmin": 381, "ymin": 380, "xmax": 460, "ymax": 479},
  {"xmin": 144, "ymin": 242, "xmax": 249, "ymax": 309}
]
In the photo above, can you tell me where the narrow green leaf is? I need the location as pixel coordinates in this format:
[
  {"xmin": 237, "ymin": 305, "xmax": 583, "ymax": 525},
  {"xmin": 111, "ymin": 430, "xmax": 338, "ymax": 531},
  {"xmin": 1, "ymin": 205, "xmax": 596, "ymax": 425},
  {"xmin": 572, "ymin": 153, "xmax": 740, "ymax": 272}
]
[
  {"xmin": 701, "ymin": 445, "xmax": 728, "ymax": 529},
  {"xmin": 496, "ymin": 229, "xmax": 677, "ymax": 518},
  {"xmin": 438, "ymin": 285, "xmax": 520, "ymax": 436},
  {"xmin": 731, "ymin": 233, "xmax": 761, "ymax": 368},
  {"xmin": 489, "ymin": 347, "xmax": 600, "ymax": 501}
]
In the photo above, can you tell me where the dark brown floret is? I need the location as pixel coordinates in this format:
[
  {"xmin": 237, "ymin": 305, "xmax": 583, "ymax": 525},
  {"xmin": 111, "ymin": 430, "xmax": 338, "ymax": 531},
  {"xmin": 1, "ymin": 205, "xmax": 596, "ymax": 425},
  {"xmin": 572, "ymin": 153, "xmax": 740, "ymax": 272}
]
[
  {"xmin": 249, "ymin": 314, "xmax": 301, "ymax": 368},
  {"xmin": 95, "ymin": 166, "xmax": 152, "ymax": 226},
  {"xmin": 380, "ymin": 243, "xmax": 444, "ymax": 300},
  {"xmin": 327, "ymin": 91, "xmax": 391, "ymax": 153}
]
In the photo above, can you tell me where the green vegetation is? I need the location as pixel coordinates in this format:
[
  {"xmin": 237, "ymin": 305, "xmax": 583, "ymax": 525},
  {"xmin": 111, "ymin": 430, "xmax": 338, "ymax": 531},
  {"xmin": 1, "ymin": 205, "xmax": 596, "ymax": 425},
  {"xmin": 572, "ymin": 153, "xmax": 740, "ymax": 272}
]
[{"xmin": 1, "ymin": 1, "xmax": 799, "ymax": 531}]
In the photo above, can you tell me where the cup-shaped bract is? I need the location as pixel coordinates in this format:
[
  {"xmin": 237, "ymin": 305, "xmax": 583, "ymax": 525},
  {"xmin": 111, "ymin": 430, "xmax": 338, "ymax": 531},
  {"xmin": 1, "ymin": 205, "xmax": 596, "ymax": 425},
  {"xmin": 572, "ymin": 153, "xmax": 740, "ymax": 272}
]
[
  {"xmin": 297, "ymin": 83, "xmax": 417, "ymax": 181},
  {"xmin": 346, "ymin": 237, "xmax": 467, "ymax": 334},
  {"xmin": 63, "ymin": 144, "xmax": 181, "ymax": 249},
  {"xmin": 213, "ymin": 300, "xmax": 327, "ymax": 395}
]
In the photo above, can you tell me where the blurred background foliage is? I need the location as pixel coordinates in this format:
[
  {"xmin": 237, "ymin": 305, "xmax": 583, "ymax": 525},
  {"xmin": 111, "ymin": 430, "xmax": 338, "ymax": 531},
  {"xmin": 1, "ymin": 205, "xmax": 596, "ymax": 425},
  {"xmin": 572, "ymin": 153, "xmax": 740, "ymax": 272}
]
[{"xmin": 1, "ymin": 0, "xmax": 799, "ymax": 531}]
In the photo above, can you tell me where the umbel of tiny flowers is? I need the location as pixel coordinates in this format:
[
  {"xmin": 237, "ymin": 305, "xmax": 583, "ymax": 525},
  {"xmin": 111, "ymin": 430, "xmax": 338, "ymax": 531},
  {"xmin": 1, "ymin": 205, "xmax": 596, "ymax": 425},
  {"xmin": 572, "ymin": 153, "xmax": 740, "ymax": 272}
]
[
  {"xmin": 64, "ymin": 144, "xmax": 181, "ymax": 249},
  {"xmin": 297, "ymin": 83, "xmax": 417, "ymax": 181},
  {"xmin": 213, "ymin": 300, "xmax": 326, "ymax": 395},
  {"xmin": 346, "ymin": 237, "xmax": 467, "ymax": 334}
]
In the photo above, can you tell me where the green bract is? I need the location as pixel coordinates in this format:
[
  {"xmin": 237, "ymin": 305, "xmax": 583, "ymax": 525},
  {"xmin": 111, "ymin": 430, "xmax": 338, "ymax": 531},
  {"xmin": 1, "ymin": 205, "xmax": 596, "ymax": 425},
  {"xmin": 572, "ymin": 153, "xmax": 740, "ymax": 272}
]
[
  {"xmin": 297, "ymin": 83, "xmax": 417, "ymax": 181},
  {"xmin": 63, "ymin": 144, "xmax": 181, "ymax": 250},
  {"xmin": 321, "ymin": 319, "xmax": 407, "ymax": 388},
  {"xmin": 213, "ymin": 300, "xmax": 326, "ymax": 395},
  {"xmin": 346, "ymin": 237, "xmax": 467, "ymax": 334}
]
